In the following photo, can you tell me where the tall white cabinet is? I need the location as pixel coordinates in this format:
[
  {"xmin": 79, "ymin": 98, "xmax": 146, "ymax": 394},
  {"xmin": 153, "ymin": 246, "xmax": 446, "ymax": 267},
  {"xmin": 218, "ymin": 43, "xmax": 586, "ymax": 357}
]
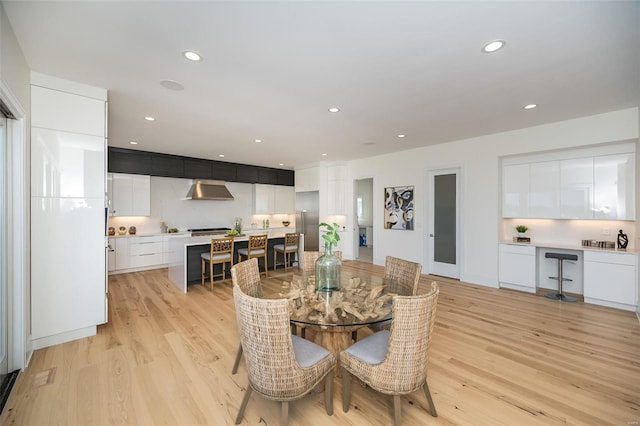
[{"xmin": 30, "ymin": 73, "xmax": 108, "ymax": 349}]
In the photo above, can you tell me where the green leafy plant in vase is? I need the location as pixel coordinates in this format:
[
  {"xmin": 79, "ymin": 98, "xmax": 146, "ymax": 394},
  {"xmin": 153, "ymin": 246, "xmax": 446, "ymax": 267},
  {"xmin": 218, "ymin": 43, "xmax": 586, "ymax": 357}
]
[{"xmin": 316, "ymin": 222, "xmax": 342, "ymax": 291}]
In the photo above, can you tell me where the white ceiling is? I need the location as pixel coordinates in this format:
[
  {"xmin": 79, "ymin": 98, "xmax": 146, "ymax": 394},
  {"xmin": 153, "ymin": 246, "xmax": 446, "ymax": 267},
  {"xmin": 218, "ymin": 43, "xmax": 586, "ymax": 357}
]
[{"xmin": 3, "ymin": 1, "xmax": 639, "ymax": 170}]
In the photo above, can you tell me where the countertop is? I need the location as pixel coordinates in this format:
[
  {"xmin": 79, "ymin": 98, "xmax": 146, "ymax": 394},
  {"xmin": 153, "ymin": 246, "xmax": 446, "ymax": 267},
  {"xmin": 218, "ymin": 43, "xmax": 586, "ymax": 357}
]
[
  {"xmin": 172, "ymin": 230, "xmax": 290, "ymax": 247},
  {"xmin": 500, "ymin": 240, "xmax": 639, "ymax": 254}
]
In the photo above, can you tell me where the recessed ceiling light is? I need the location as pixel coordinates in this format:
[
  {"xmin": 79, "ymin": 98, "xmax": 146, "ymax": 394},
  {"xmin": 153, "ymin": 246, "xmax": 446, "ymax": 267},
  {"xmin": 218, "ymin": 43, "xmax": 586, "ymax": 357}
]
[
  {"xmin": 523, "ymin": 104, "xmax": 537, "ymax": 110},
  {"xmin": 328, "ymin": 107, "xmax": 340, "ymax": 113},
  {"xmin": 129, "ymin": 140, "xmax": 138, "ymax": 145},
  {"xmin": 482, "ymin": 40, "xmax": 506, "ymax": 53},
  {"xmin": 397, "ymin": 134, "xmax": 406, "ymax": 138},
  {"xmin": 255, "ymin": 139, "xmax": 262, "ymax": 143},
  {"xmin": 144, "ymin": 116, "xmax": 155, "ymax": 121},
  {"xmin": 218, "ymin": 154, "xmax": 225, "ymax": 158},
  {"xmin": 279, "ymin": 163, "xmax": 284, "ymax": 166},
  {"xmin": 183, "ymin": 51, "xmax": 202, "ymax": 62},
  {"xmin": 160, "ymin": 80, "xmax": 185, "ymax": 91},
  {"xmin": 321, "ymin": 153, "xmax": 327, "ymax": 156}
]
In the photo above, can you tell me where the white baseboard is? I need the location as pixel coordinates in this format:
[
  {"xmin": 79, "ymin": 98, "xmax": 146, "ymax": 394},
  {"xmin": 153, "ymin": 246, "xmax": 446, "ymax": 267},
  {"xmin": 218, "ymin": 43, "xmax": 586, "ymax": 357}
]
[
  {"xmin": 584, "ymin": 297, "xmax": 636, "ymax": 312},
  {"xmin": 32, "ymin": 326, "xmax": 97, "ymax": 350},
  {"xmin": 499, "ymin": 282, "xmax": 537, "ymax": 293}
]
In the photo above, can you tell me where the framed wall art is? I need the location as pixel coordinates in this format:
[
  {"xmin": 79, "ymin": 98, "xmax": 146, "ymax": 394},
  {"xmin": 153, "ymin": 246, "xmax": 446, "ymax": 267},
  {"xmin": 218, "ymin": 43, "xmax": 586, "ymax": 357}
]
[{"xmin": 384, "ymin": 185, "xmax": 414, "ymax": 230}]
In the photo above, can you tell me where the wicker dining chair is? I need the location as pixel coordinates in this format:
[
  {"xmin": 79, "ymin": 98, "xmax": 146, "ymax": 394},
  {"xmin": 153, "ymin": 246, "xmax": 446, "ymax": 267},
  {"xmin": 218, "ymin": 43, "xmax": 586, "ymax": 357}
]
[
  {"xmin": 233, "ymin": 284, "xmax": 337, "ymax": 426},
  {"xmin": 237, "ymin": 233, "xmax": 269, "ymax": 277},
  {"xmin": 341, "ymin": 282, "xmax": 439, "ymax": 426},
  {"xmin": 384, "ymin": 256, "xmax": 422, "ymax": 296},
  {"xmin": 200, "ymin": 236, "xmax": 234, "ymax": 290},
  {"xmin": 273, "ymin": 232, "xmax": 300, "ymax": 272},
  {"xmin": 302, "ymin": 251, "xmax": 321, "ymax": 274},
  {"xmin": 230, "ymin": 258, "xmax": 263, "ymax": 375}
]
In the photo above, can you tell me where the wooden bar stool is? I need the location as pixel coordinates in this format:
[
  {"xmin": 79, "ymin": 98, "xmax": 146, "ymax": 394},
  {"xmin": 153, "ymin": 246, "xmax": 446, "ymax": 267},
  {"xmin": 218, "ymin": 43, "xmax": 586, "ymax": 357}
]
[
  {"xmin": 201, "ymin": 236, "xmax": 234, "ymax": 290},
  {"xmin": 237, "ymin": 234, "xmax": 269, "ymax": 277},
  {"xmin": 273, "ymin": 232, "xmax": 300, "ymax": 272},
  {"xmin": 545, "ymin": 252, "xmax": 578, "ymax": 302}
]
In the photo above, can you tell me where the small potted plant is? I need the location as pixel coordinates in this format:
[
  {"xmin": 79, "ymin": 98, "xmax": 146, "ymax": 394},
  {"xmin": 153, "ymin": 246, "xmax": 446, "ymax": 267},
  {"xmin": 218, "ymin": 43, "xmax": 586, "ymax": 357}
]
[{"xmin": 515, "ymin": 225, "xmax": 528, "ymax": 237}]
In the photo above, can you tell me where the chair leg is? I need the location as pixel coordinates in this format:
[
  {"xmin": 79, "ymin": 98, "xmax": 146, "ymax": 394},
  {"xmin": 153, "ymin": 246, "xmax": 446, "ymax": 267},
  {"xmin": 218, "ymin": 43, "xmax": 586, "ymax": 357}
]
[
  {"xmin": 325, "ymin": 369, "xmax": 334, "ymax": 415},
  {"xmin": 235, "ymin": 384, "xmax": 252, "ymax": 425},
  {"xmin": 201, "ymin": 259, "xmax": 205, "ymax": 286},
  {"xmin": 231, "ymin": 343, "xmax": 243, "ymax": 375},
  {"xmin": 209, "ymin": 261, "xmax": 214, "ymax": 290},
  {"xmin": 281, "ymin": 401, "xmax": 288, "ymax": 426},
  {"xmin": 423, "ymin": 381, "xmax": 438, "ymax": 417},
  {"xmin": 393, "ymin": 395, "xmax": 402, "ymax": 426},
  {"xmin": 263, "ymin": 254, "xmax": 268, "ymax": 277},
  {"xmin": 342, "ymin": 367, "xmax": 351, "ymax": 412},
  {"xmin": 273, "ymin": 250, "xmax": 277, "ymax": 271}
]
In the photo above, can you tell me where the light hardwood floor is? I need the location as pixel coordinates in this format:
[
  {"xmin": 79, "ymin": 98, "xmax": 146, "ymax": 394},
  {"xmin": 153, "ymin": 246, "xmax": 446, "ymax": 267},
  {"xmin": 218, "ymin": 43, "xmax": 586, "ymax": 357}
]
[{"xmin": 2, "ymin": 261, "xmax": 639, "ymax": 425}]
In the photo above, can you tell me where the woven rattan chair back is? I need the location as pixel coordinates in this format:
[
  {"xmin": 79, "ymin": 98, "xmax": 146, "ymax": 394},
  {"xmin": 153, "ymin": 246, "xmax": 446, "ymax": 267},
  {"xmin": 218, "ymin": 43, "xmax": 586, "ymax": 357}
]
[
  {"xmin": 231, "ymin": 258, "xmax": 263, "ymax": 298},
  {"xmin": 384, "ymin": 256, "xmax": 422, "ymax": 296},
  {"xmin": 233, "ymin": 284, "xmax": 336, "ymax": 425},
  {"xmin": 341, "ymin": 282, "xmax": 439, "ymax": 424},
  {"xmin": 302, "ymin": 251, "xmax": 321, "ymax": 274}
]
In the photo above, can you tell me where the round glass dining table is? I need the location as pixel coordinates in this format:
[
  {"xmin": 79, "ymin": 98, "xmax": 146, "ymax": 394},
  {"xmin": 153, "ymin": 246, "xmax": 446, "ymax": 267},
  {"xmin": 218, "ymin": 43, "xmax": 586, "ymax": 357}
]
[{"xmin": 272, "ymin": 269, "xmax": 395, "ymax": 356}]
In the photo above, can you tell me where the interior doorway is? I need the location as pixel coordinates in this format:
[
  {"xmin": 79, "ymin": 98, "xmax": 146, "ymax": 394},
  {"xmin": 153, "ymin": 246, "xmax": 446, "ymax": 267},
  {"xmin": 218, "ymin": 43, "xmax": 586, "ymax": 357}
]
[
  {"xmin": 354, "ymin": 178, "xmax": 373, "ymax": 263},
  {"xmin": 428, "ymin": 168, "xmax": 461, "ymax": 278}
]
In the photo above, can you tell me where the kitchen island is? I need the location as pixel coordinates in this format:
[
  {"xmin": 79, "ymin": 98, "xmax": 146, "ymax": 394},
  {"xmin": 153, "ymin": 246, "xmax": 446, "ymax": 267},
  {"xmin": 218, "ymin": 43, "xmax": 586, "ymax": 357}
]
[{"xmin": 168, "ymin": 230, "xmax": 304, "ymax": 292}]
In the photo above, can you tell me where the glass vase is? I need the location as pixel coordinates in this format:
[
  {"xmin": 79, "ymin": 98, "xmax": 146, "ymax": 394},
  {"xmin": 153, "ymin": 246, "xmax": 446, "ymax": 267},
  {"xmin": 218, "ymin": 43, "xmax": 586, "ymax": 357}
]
[{"xmin": 316, "ymin": 243, "xmax": 341, "ymax": 291}]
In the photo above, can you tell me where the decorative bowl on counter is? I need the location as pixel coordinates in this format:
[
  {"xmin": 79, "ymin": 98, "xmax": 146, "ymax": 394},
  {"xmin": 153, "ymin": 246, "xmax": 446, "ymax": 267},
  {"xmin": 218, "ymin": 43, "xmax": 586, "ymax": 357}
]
[
  {"xmin": 129, "ymin": 226, "xmax": 137, "ymax": 235},
  {"xmin": 108, "ymin": 226, "xmax": 116, "ymax": 236},
  {"xmin": 118, "ymin": 226, "xmax": 127, "ymax": 235},
  {"xmin": 282, "ymin": 221, "xmax": 290, "ymax": 227},
  {"xmin": 168, "ymin": 227, "xmax": 179, "ymax": 233}
]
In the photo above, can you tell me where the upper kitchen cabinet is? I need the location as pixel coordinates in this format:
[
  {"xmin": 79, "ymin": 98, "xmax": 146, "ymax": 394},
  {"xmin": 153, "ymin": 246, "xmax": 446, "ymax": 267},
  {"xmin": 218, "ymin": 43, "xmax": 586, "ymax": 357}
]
[
  {"xmin": 327, "ymin": 164, "xmax": 347, "ymax": 215},
  {"xmin": 529, "ymin": 161, "xmax": 560, "ymax": 218},
  {"xmin": 501, "ymin": 143, "xmax": 636, "ymax": 220},
  {"xmin": 108, "ymin": 147, "xmax": 152, "ymax": 174},
  {"xmin": 150, "ymin": 153, "xmax": 184, "ymax": 178},
  {"xmin": 109, "ymin": 173, "xmax": 150, "ymax": 216},
  {"xmin": 560, "ymin": 157, "xmax": 594, "ymax": 219},
  {"xmin": 502, "ymin": 164, "xmax": 529, "ymax": 217},
  {"xmin": 253, "ymin": 184, "xmax": 295, "ymax": 214},
  {"xmin": 594, "ymin": 154, "xmax": 635, "ymax": 220}
]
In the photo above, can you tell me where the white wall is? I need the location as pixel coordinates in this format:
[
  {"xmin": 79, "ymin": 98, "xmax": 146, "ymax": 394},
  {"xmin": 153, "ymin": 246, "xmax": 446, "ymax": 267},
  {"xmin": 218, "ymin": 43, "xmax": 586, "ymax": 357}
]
[
  {"xmin": 345, "ymin": 108, "xmax": 640, "ymax": 288},
  {"xmin": 108, "ymin": 177, "xmax": 294, "ymax": 235}
]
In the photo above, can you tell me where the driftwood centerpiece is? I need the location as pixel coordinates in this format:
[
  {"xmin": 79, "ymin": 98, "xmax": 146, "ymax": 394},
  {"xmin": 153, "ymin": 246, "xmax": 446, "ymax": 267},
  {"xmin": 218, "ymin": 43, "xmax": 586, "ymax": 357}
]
[{"xmin": 280, "ymin": 276, "xmax": 393, "ymax": 325}]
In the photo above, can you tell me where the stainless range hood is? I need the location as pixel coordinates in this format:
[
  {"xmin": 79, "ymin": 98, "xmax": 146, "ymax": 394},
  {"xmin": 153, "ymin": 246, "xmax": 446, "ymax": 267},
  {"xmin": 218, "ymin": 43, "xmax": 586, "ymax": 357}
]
[{"xmin": 185, "ymin": 180, "xmax": 234, "ymax": 200}]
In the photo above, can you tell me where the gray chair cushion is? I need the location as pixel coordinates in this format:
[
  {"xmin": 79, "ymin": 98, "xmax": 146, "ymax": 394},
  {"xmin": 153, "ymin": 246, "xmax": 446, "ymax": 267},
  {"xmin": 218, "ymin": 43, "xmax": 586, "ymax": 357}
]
[
  {"xmin": 201, "ymin": 252, "xmax": 231, "ymax": 261},
  {"xmin": 344, "ymin": 330, "xmax": 389, "ymax": 364},
  {"xmin": 274, "ymin": 244, "xmax": 299, "ymax": 251},
  {"xmin": 237, "ymin": 248, "xmax": 265, "ymax": 255},
  {"xmin": 292, "ymin": 335, "xmax": 331, "ymax": 367}
]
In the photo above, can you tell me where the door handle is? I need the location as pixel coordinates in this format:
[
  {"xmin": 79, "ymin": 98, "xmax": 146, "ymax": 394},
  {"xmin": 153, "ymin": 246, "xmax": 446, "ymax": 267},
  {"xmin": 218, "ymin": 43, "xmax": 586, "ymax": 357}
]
[{"xmin": 429, "ymin": 234, "xmax": 434, "ymax": 237}]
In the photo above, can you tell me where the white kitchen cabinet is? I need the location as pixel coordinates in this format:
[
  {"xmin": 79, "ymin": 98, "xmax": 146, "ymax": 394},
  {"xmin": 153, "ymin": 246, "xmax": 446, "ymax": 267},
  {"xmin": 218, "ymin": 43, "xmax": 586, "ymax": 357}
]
[
  {"xmin": 529, "ymin": 161, "xmax": 560, "ymax": 218},
  {"xmin": 560, "ymin": 157, "xmax": 594, "ymax": 219},
  {"xmin": 584, "ymin": 251, "xmax": 637, "ymax": 311},
  {"xmin": 327, "ymin": 164, "xmax": 347, "ymax": 215},
  {"xmin": 129, "ymin": 235, "xmax": 164, "ymax": 268},
  {"xmin": 594, "ymin": 154, "xmax": 635, "ymax": 220},
  {"xmin": 502, "ymin": 164, "xmax": 529, "ymax": 218},
  {"xmin": 107, "ymin": 238, "xmax": 116, "ymax": 272},
  {"xmin": 253, "ymin": 184, "xmax": 295, "ymax": 214},
  {"xmin": 30, "ymin": 74, "xmax": 108, "ymax": 349},
  {"xmin": 498, "ymin": 243, "xmax": 536, "ymax": 293},
  {"xmin": 275, "ymin": 186, "xmax": 295, "ymax": 214},
  {"xmin": 109, "ymin": 172, "xmax": 150, "ymax": 216},
  {"xmin": 114, "ymin": 237, "xmax": 130, "ymax": 270}
]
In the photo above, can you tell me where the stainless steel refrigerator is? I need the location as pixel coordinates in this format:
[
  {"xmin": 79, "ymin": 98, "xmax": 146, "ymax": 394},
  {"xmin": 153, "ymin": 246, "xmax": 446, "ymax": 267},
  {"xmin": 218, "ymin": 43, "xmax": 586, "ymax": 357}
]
[{"xmin": 295, "ymin": 191, "xmax": 319, "ymax": 251}]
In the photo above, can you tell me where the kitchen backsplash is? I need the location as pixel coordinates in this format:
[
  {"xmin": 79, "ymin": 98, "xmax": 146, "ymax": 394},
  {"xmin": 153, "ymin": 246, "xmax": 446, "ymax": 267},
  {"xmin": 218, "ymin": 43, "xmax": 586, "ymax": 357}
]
[
  {"xmin": 108, "ymin": 176, "xmax": 294, "ymax": 235},
  {"xmin": 501, "ymin": 218, "xmax": 636, "ymax": 249}
]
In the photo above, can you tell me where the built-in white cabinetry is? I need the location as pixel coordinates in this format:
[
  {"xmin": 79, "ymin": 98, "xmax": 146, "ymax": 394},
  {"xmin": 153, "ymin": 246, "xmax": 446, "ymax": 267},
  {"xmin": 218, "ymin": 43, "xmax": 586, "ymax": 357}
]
[
  {"xmin": 108, "ymin": 233, "xmax": 189, "ymax": 273},
  {"xmin": 252, "ymin": 184, "xmax": 295, "ymax": 214},
  {"xmin": 107, "ymin": 238, "xmax": 116, "ymax": 272},
  {"xmin": 529, "ymin": 161, "xmax": 560, "ymax": 218},
  {"xmin": 108, "ymin": 172, "xmax": 150, "ymax": 216},
  {"xmin": 593, "ymin": 154, "xmax": 635, "ymax": 220},
  {"xmin": 560, "ymin": 157, "xmax": 594, "ymax": 219},
  {"xmin": 30, "ymin": 73, "xmax": 108, "ymax": 349},
  {"xmin": 498, "ymin": 244, "xmax": 536, "ymax": 293},
  {"xmin": 502, "ymin": 144, "xmax": 635, "ymax": 220},
  {"xmin": 327, "ymin": 164, "xmax": 347, "ymax": 215},
  {"xmin": 502, "ymin": 164, "xmax": 529, "ymax": 217},
  {"xmin": 584, "ymin": 251, "xmax": 637, "ymax": 311}
]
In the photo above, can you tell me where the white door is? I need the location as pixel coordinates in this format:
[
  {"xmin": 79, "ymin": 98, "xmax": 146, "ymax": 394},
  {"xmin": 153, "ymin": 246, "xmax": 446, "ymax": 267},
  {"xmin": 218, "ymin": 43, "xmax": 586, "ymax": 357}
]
[{"xmin": 428, "ymin": 168, "xmax": 461, "ymax": 278}]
